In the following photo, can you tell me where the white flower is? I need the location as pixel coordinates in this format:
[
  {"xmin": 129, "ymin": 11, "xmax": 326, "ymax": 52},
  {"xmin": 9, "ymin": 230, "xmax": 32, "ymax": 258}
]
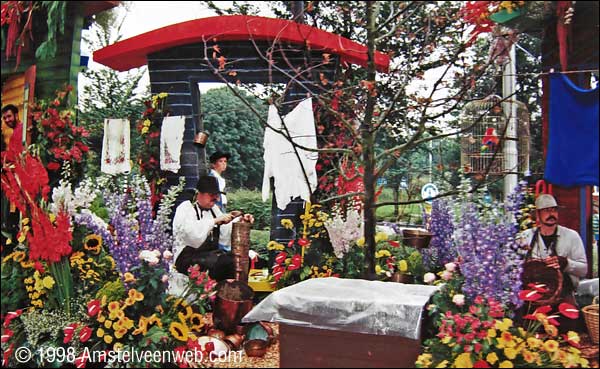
[
  {"xmin": 161, "ymin": 274, "xmax": 169, "ymax": 283},
  {"xmin": 452, "ymin": 294, "xmax": 465, "ymax": 306},
  {"xmin": 162, "ymin": 250, "xmax": 173, "ymax": 261},
  {"xmin": 139, "ymin": 250, "xmax": 160, "ymax": 265},
  {"xmin": 444, "ymin": 262, "xmax": 457, "ymax": 272},
  {"xmin": 424, "ymin": 272, "xmax": 436, "ymax": 284}
]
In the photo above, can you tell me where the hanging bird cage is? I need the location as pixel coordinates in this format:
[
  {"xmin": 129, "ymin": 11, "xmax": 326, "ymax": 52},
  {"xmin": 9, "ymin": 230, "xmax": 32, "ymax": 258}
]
[{"xmin": 460, "ymin": 95, "xmax": 530, "ymax": 176}]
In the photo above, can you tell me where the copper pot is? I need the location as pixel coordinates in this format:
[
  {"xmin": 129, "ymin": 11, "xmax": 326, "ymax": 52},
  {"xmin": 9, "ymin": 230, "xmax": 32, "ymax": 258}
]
[
  {"xmin": 224, "ymin": 334, "xmax": 244, "ymax": 350},
  {"xmin": 402, "ymin": 229, "xmax": 433, "ymax": 249},
  {"xmin": 194, "ymin": 131, "xmax": 209, "ymax": 147},
  {"xmin": 244, "ymin": 339, "xmax": 268, "ymax": 357},
  {"xmin": 213, "ymin": 280, "xmax": 254, "ymax": 334},
  {"xmin": 207, "ymin": 328, "xmax": 226, "ymax": 340}
]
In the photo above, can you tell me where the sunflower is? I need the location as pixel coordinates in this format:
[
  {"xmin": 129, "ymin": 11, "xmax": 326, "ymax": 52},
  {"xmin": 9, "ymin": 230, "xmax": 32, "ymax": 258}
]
[
  {"xmin": 169, "ymin": 321, "xmax": 189, "ymax": 342},
  {"xmin": 189, "ymin": 313, "xmax": 205, "ymax": 331},
  {"xmin": 83, "ymin": 234, "xmax": 103, "ymax": 254}
]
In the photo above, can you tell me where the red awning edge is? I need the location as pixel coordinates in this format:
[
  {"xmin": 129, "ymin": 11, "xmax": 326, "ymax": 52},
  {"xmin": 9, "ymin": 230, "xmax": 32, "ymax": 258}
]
[{"xmin": 93, "ymin": 15, "xmax": 390, "ymax": 73}]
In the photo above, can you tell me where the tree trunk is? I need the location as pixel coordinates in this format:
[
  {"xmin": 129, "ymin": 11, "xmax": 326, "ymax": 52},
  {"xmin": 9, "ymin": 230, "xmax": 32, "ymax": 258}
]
[
  {"xmin": 362, "ymin": 2, "xmax": 378, "ymax": 280},
  {"xmin": 393, "ymin": 185, "xmax": 399, "ymax": 218}
]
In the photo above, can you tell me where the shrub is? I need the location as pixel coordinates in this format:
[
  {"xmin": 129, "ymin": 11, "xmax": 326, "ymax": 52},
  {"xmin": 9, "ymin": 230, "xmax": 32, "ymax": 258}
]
[{"xmin": 228, "ymin": 189, "xmax": 271, "ymax": 230}]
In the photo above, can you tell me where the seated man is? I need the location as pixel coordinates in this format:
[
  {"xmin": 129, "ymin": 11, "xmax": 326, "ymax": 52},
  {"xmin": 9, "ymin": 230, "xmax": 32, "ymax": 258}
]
[
  {"xmin": 169, "ymin": 175, "xmax": 254, "ymax": 295},
  {"xmin": 519, "ymin": 194, "xmax": 588, "ymax": 331}
]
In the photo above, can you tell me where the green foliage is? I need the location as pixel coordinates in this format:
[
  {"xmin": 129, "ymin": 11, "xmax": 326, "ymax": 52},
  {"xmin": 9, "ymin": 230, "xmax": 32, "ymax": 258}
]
[
  {"xmin": 201, "ymin": 87, "xmax": 266, "ymax": 189},
  {"xmin": 34, "ymin": 1, "xmax": 67, "ymax": 59},
  {"xmin": 95, "ymin": 279, "xmax": 125, "ymax": 302},
  {"xmin": 227, "ymin": 189, "xmax": 271, "ymax": 230},
  {"xmin": 250, "ymin": 229, "xmax": 271, "ymax": 259},
  {"xmin": 1, "ymin": 251, "xmax": 28, "ymax": 315}
]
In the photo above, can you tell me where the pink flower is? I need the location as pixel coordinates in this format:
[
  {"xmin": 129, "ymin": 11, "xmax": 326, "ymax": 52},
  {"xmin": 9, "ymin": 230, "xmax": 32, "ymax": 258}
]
[
  {"xmin": 452, "ymin": 294, "xmax": 465, "ymax": 306},
  {"xmin": 444, "ymin": 262, "xmax": 457, "ymax": 272},
  {"xmin": 441, "ymin": 270, "xmax": 453, "ymax": 281}
]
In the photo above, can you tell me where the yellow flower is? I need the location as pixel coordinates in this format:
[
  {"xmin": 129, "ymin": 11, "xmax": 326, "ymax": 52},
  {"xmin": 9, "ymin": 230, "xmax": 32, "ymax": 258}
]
[
  {"xmin": 108, "ymin": 301, "xmax": 122, "ymax": 320},
  {"xmin": 527, "ymin": 337, "xmax": 542, "ymax": 349},
  {"xmin": 499, "ymin": 361, "xmax": 514, "ymax": 368},
  {"xmin": 169, "ymin": 321, "xmax": 189, "ymax": 342},
  {"xmin": 114, "ymin": 327, "xmax": 128, "ymax": 339},
  {"xmin": 22, "ymin": 218, "xmax": 30, "ymax": 225},
  {"xmin": 5, "ymin": 238, "xmax": 11, "ymax": 245},
  {"xmin": 128, "ymin": 289, "xmax": 144, "ymax": 302},
  {"xmin": 487, "ymin": 329, "xmax": 497, "ymax": 338},
  {"xmin": 281, "ymin": 219, "xmax": 294, "ymax": 229},
  {"xmin": 141, "ymin": 126, "xmax": 149, "ymax": 135},
  {"xmin": 104, "ymin": 335, "xmax": 113, "ymax": 344},
  {"xmin": 416, "ymin": 354, "xmax": 432, "ymax": 367},
  {"xmin": 375, "ymin": 232, "xmax": 388, "ymax": 243},
  {"xmin": 133, "ymin": 316, "xmax": 151, "ymax": 336},
  {"xmin": 97, "ymin": 328, "xmax": 105, "ymax": 338},
  {"xmin": 504, "ymin": 347, "xmax": 518, "ymax": 360},
  {"xmin": 375, "ymin": 265, "xmax": 383, "ymax": 275},
  {"xmin": 42, "ymin": 276, "xmax": 55, "ymax": 289},
  {"xmin": 356, "ymin": 237, "xmax": 365, "ymax": 247},
  {"xmin": 398, "ymin": 260, "xmax": 408, "ymax": 273},
  {"xmin": 565, "ymin": 331, "xmax": 580, "ymax": 345},
  {"xmin": 104, "ymin": 320, "xmax": 113, "ymax": 329},
  {"xmin": 543, "ymin": 339, "xmax": 559, "ymax": 353},
  {"xmin": 376, "ymin": 250, "xmax": 391, "ymax": 259},
  {"xmin": 83, "ymin": 234, "xmax": 102, "ymax": 254},
  {"xmin": 495, "ymin": 318, "xmax": 513, "ymax": 331},
  {"xmin": 158, "ymin": 92, "xmax": 168, "ymax": 99},
  {"xmin": 178, "ymin": 305, "xmax": 193, "ymax": 323},
  {"xmin": 17, "ymin": 233, "xmax": 26, "ymax": 243},
  {"xmin": 113, "ymin": 343, "xmax": 124, "ymax": 352},
  {"xmin": 522, "ymin": 349, "xmax": 537, "ymax": 364},
  {"xmin": 454, "ymin": 353, "xmax": 473, "ymax": 368},
  {"xmin": 486, "ymin": 352, "xmax": 499, "ymax": 365},
  {"xmin": 435, "ymin": 360, "xmax": 448, "ymax": 368},
  {"xmin": 143, "ymin": 119, "xmax": 151, "ymax": 127},
  {"xmin": 267, "ymin": 241, "xmax": 285, "ymax": 251}
]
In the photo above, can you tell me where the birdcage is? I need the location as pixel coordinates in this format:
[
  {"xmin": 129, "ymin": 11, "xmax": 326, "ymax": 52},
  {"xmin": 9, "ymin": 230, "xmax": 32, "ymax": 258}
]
[{"xmin": 460, "ymin": 95, "xmax": 530, "ymax": 176}]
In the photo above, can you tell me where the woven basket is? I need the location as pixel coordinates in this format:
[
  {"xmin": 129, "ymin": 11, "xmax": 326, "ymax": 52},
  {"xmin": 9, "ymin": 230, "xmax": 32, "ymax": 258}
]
[
  {"xmin": 582, "ymin": 296, "xmax": 599, "ymax": 344},
  {"xmin": 521, "ymin": 259, "xmax": 563, "ymax": 305}
]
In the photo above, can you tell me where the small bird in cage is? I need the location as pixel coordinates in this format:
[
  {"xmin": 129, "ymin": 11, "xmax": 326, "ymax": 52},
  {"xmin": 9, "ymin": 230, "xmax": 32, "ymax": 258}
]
[{"xmin": 480, "ymin": 127, "xmax": 499, "ymax": 152}]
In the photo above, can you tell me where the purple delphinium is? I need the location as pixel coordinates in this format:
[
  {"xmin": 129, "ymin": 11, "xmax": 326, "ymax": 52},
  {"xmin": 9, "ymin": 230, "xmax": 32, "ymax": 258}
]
[
  {"xmin": 455, "ymin": 200, "xmax": 526, "ymax": 310},
  {"xmin": 423, "ymin": 199, "xmax": 457, "ymax": 270}
]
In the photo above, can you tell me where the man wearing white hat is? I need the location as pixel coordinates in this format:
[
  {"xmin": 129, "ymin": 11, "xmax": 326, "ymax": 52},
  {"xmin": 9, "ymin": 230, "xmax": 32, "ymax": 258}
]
[{"xmin": 520, "ymin": 194, "xmax": 588, "ymax": 306}]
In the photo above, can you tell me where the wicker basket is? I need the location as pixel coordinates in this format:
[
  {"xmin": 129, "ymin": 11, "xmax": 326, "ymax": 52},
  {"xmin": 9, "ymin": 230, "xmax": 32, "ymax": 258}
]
[
  {"xmin": 582, "ymin": 296, "xmax": 599, "ymax": 344},
  {"xmin": 521, "ymin": 259, "xmax": 563, "ymax": 305}
]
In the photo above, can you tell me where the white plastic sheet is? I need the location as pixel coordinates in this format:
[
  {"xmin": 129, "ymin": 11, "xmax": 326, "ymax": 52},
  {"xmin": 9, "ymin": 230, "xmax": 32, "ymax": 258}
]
[{"xmin": 242, "ymin": 278, "xmax": 440, "ymax": 340}]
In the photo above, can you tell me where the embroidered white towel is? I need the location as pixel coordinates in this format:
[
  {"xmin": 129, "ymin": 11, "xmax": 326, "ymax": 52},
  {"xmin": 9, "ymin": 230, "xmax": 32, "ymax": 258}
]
[
  {"xmin": 101, "ymin": 118, "xmax": 131, "ymax": 174},
  {"xmin": 160, "ymin": 115, "xmax": 186, "ymax": 173}
]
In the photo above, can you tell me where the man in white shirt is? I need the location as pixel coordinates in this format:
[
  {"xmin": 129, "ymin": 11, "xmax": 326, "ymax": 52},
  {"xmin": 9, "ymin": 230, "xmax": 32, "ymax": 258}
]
[
  {"xmin": 209, "ymin": 151, "xmax": 230, "ymax": 213},
  {"xmin": 519, "ymin": 194, "xmax": 588, "ymax": 331},
  {"xmin": 170, "ymin": 176, "xmax": 253, "ymax": 290}
]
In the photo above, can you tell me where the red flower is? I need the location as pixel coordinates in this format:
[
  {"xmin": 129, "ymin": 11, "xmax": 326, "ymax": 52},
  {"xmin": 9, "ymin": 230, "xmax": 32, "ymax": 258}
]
[
  {"xmin": 297, "ymin": 238, "xmax": 309, "ymax": 247},
  {"xmin": 287, "ymin": 254, "xmax": 302, "ymax": 271},
  {"xmin": 63, "ymin": 323, "xmax": 78, "ymax": 344},
  {"xmin": 1, "ymin": 328, "xmax": 13, "ymax": 343},
  {"xmin": 272, "ymin": 265, "xmax": 285, "ymax": 281},
  {"xmin": 558, "ymin": 303, "xmax": 579, "ymax": 319},
  {"xmin": 528, "ymin": 283, "xmax": 550, "ymax": 293},
  {"xmin": 533, "ymin": 305, "xmax": 553, "ymax": 315},
  {"xmin": 79, "ymin": 326, "xmax": 92, "ymax": 342},
  {"xmin": 74, "ymin": 353, "xmax": 87, "ymax": 369},
  {"xmin": 387, "ymin": 240, "xmax": 400, "ymax": 247},
  {"xmin": 87, "ymin": 300, "xmax": 101, "ymax": 317},
  {"xmin": 47, "ymin": 162, "xmax": 61, "ymax": 171},
  {"xmin": 473, "ymin": 360, "xmax": 490, "ymax": 368},
  {"xmin": 518, "ymin": 289, "xmax": 542, "ymax": 302},
  {"xmin": 275, "ymin": 252, "xmax": 287, "ymax": 265}
]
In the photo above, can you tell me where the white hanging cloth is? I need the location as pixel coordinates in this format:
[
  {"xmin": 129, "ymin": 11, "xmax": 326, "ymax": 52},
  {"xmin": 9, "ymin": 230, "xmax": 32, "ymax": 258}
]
[
  {"xmin": 160, "ymin": 115, "xmax": 186, "ymax": 173},
  {"xmin": 101, "ymin": 118, "xmax": 131, "ymax": 174},
  {"xmin": 262, "ymin": 98, "xmax": 318, "ymax": 210}
]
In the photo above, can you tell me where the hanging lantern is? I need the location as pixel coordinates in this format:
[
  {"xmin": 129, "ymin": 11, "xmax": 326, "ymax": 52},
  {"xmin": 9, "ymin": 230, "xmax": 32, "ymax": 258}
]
[{"xmin": 460, "ymin": 95, "xmax": 530, "ymax": 176}]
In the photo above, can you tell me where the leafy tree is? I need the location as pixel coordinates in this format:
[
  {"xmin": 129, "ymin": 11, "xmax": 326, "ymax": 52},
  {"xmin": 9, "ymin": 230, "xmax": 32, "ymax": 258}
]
[
  {"xmin": 199, "ymin": 1, "xmax": 523, "ymax": 277},
  {"xmin": 201, "ymin": 87, "xmax": 267, "ymax": 189}
]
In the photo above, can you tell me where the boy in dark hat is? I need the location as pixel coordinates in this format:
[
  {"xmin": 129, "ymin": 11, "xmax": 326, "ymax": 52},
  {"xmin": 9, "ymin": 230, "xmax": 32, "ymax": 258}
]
[
  {"xmin": 169, "ymin": 176, "xmax": 254, "ymax": 292},
  {"xmin": 208, "ymin": 151, "xmax": 231, "ymax": 213}
]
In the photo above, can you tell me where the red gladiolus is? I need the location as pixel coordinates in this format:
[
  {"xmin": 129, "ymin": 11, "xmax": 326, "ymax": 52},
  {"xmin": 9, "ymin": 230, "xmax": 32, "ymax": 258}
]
[
  {"xmin": 1, "ymin": 328, "xmax": 13, "ymax": 343},
  {"xmin": 47, "ymin": 162, "xmax": 61, "ymax": 171},
  {"xmin": 558, "ymin": 303, "xmax": 579, "ymax": 319}
]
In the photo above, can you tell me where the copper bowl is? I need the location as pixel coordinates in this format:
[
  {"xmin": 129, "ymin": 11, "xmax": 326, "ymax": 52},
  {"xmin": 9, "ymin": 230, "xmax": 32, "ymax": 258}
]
[
  {"xmin": 402, "ymin": 229, "xmax": 433, "ymax": 249},
  {"xmin": 224, "ymin": 334, "xmax": 244, "ymax": 350},
  {"xmin": 244, "ymin": 339, "xmax": 268, "ymax": 357}
]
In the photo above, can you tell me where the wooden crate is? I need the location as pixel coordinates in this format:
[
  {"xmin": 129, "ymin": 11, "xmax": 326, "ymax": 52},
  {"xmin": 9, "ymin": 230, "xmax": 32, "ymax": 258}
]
[{"xmin": 279, "ymin": 324, "xmax": 421, "ymax": 368}]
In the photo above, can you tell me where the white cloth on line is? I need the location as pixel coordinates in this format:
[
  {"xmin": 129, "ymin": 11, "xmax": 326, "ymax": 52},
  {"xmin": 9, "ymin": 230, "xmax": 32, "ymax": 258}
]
[
  {"xmin": 160, "ymin": 115, "xmax": 186, "ymax": 173},
  {"xmin": 101, "ymin": 118, "xmax": 131, "ymax": 174},
  {"xmin": 261, "ymin": 98, "xmax": 318, "ymax": 210}
]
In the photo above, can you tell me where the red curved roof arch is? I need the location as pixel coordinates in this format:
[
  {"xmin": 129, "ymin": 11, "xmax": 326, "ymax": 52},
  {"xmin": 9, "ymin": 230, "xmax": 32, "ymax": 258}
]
[{"xmin": 94, "ymin": 15, "xmax": 390, "ymax": 73}]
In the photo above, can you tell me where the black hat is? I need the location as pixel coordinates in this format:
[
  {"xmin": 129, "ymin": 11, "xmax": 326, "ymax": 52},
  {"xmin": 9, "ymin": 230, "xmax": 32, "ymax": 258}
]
[
  {"xmin": 209, "ymin": 151, "xmax": 231, "ymax": 163},
  {"xmin": 196, "ymin": 175, "xmax": 224, "ymax": 194}
]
